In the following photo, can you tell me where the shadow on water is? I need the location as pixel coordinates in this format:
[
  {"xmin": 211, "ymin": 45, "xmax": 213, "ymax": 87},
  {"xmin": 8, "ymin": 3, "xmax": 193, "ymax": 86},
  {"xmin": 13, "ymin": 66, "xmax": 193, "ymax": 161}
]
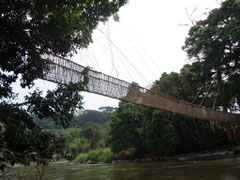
[{"xmin": 1, "ymin": 157, "xmax": 240, "ymax": 180}]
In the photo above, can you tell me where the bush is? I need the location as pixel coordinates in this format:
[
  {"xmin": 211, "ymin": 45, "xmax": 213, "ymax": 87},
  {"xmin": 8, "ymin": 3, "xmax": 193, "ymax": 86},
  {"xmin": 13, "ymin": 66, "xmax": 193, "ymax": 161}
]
[
  {"xmin": 70, "ymin": 137, "xmax": 90, "ymax": 154},
  {"xmin": 99, "ymin": 151, "xmax": 116, "ymax": 163},
  {"xmin": 87, "ymin": 149, "xmax": 103, "ymax": 161},
  {"xmin": 76, "ymin": 153, "xmax": 88, "ymax": 163},
  {"xmin": 75, "ymin": 149, "xmax": 116, "ymax": 163},
  {"xmin": 116, "ymin": 148, "xmax": 136, "ymax": 160}
]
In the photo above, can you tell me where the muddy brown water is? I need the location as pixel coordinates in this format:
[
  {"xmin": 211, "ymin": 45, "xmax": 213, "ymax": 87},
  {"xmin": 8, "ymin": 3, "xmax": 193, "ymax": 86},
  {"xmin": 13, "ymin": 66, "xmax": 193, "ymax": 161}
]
[{"xmin": 2, "ymin": 157, "xmax": 240, "ymax": 180}]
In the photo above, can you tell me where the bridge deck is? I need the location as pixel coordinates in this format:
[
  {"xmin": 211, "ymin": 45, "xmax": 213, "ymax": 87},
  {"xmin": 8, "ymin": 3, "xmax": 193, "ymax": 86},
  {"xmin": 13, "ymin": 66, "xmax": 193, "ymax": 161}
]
[{"xmin": 42, "ymin": 54, "xmax": 240, "ymax": 122}]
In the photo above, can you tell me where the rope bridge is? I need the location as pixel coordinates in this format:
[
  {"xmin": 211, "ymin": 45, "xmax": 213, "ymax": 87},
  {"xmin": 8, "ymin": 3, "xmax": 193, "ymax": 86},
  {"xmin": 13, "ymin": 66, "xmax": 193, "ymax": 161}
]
[{"xmin": 42, "ymin": 54, "xmax": 240, "ymax": 122}]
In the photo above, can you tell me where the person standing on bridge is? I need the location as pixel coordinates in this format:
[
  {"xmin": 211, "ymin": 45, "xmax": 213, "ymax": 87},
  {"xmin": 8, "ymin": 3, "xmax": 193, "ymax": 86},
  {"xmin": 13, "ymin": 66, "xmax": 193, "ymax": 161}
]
[{"xmin": 81, "ymin": 66, "xmax": 92, "ymax": 91}]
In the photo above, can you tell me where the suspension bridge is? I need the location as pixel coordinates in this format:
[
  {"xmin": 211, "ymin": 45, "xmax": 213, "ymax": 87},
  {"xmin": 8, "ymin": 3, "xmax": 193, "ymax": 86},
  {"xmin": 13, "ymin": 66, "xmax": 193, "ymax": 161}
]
[{"xmin": 42, "ymin": 54, "xmax": 240, "ymax": 123}]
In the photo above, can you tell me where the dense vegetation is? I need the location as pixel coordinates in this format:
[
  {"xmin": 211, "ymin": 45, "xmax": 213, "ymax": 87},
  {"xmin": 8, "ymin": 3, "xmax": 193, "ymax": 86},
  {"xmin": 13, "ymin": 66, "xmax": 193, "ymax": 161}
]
[
  {"xmin": 182, "ymin": 0, "xmax": 240, "ymax": 144},
  {"xmin": 33, "ymin": 107, "xmax": 114, "ymax": 161},
  {"xmin": 107, "ymin": 73, "xmax": 229, "ymax": 158},
  {"xmin": 106, "ymin": 0, "xmax": 240, "ymax": 158},
  {"xmin": 1, "ymin": 0, "xmax": 240, "ymax": 171},
  {"xmin": 0, "ymin": 0, "xmax": 127, "ymax": 171},
  {"xmin": 106, "ymin": 0, "xmax": 240, "ymax": 157}
]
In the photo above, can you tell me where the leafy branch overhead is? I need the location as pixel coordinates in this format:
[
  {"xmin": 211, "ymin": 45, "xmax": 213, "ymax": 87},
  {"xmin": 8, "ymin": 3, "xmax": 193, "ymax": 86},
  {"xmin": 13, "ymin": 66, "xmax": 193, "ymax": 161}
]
[
  {"xmin": 26, "ymin": 82, "xmax": 84, "ymax": 128},
  {"xmin": 0, "ymin": 0, "xmax": 128, "ymax": 171},
  {"xmin": 0, "ymin": 0, "xmax": 128, "ymax": 95}
]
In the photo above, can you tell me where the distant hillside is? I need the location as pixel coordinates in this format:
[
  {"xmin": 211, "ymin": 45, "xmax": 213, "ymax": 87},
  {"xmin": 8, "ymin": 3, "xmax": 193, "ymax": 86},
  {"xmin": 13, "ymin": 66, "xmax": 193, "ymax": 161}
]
[{"xmin": 33, "ymin": 106, "xmax": 116, "ymax": 129}]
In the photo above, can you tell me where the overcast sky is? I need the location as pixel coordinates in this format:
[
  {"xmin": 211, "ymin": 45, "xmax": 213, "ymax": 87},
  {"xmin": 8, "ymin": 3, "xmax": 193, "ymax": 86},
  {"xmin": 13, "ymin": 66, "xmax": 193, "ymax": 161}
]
[{"xmin": 12, "ymin": 0, "xmax": 221, "ymax": 110}]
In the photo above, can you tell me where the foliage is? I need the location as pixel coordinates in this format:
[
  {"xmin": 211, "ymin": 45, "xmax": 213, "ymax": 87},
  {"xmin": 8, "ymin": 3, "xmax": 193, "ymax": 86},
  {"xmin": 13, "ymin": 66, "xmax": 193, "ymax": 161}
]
[
  {"xmin": 0, "ymin": 82, "xmax": 84, "ymax": 170},
  {"xmin": 151, "ymin": 71, "xmax": 229, "ymax": 153},
  {"xmin": 99, "ymin": 106, "xmax": 117, "ymax": 120},
  {"xmin": 183, "ymin": 0, "xmax": 240, "ymax": 111},
  {"xmin": 74, "ymin": 110, "xmax": 110, "ymax": 128},
  {"xmin": 143, "ymin": 109, "xmax": 180, "ymax": 153},
  {"xmin": 106, "ymin": 102, "xmax": 145, "ymax": 154},
  {"xmin": 47, "ymin": 128, "xmax": 81, "ymax": 137},
  {"xmin": 70, "ymin": 137, "xmax": 90, "ymax": 155},
  {"xmin": 98, "ymin": 150, "xmax": 116, "ymax": 163},
  {"xmin": 107, "ymin": 69, "xmax": 230, "ymax": 157},
  {"xmin": 75, "ymin": 148, "xmax": 116, "ymax": 163},
  {"xmin": 33, "ymin": 115, "xmax": 62, "ymax": 129},
  {"xmin": 0, "ymin": 101, "xmax": 66, "ymax": 171},
  {"xmin": 0, "ymin": 0, "xmax": 128, "ymax": 171},
  {"xmin": 71, "ymin": 137, "xmax": 89, "ymax": 150},
  {"xmin": 115, "ymin": 148, "xmax": 136, "ymax": 159},
  {"xmin": 79, "ymin": 122, "xmax": 102, "ymax": 149},
  {"xmin": 183, "ymin": 0, "xmax": 240, "ymax": 144},
  {"xmin": 26, "ymin": 82, "xmax": 84, "ymax": 128},
  {"xmin": 34, "ymin": 107, "xmax": 115, "ymax": 129},
  {"xmin": 45, "ymin": 123, "xmax": 109, "ymax": 160},
  {"xmin": 75, "ymin": 153, "xmax": 89, "ymax": 163},
  {"xmin": 0, "ymin": 0, "xmax": 128, "ymax": 95},
  {"xmin": 151, "ymin": 72, "xmax": 185, "ymax": 99},
  {"xmin": 87, "ymin": 149, "xmax": 105, "ymax": 161}
]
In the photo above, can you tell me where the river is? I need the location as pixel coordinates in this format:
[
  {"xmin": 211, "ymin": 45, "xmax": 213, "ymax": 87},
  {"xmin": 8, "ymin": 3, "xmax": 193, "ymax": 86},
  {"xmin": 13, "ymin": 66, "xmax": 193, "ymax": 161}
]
[{"xmin": 2, "ymin": 157, "xmax": 240, "ymax": 179}]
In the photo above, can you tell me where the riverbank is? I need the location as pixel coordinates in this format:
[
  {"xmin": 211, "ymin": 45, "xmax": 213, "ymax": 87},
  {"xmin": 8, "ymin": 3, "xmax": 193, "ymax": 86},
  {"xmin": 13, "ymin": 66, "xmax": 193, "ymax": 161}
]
[{"xmin": 111, "ymin": 147, "xmax": 240, "ymax": 164}]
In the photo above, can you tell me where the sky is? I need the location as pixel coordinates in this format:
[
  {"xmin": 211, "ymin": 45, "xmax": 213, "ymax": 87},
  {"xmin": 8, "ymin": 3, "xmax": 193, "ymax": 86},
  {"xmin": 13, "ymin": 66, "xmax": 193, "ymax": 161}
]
[{"xmin": 12, "ymin": 0, "xmax": 221, "ymax": 110}]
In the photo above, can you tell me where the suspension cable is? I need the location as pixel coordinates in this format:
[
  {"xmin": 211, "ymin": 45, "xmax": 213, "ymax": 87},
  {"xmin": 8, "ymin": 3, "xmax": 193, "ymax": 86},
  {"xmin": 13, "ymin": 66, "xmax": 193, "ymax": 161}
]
[
  {"xmin": 119, "ymin": 24, "xmax": 158, "ymax": 79},
  {"xmin": 98, "ymin": 29, "xmax": 152, "ymax": 85},
  {"xmin": 122, "ymin": 22, "xmax": 163, "ymax": 75}
]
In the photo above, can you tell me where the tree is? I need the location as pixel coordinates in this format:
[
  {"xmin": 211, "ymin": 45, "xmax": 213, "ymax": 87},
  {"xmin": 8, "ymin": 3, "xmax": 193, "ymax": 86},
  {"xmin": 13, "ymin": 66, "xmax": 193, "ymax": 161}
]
[
  {"xmin": 151, "ymin": 72, "xmax": 185, "ymax": 99},
  {"xmin": 99, "ymin": 106, "xmax": 117, "ymax": 120},
  {"xmin": 151, "ymin": 71, "xmax": 229, "ymax": 152},
  {"xmin": 0, "ymin": 82, "xmax": 83, "ymax": 171},
  {"xmin": 107, "ymin": 71, "xmax": 229, "ymax": 157},
  {"xmin": 0, "ymin": 0, "xmax": 128, "ymax": 171},
  {"xmin": 142, "ymin": 108, "xmax": 181, "ymax": 154},
  {"xmin": 74, "ymin": 110, "xmax": 109, "ymax": 127},
  {"xmin": 99, "ymin": 106, "xmax": 116, "ymax": 114},
  {"xmin": 1, "ymin": 0, "xmax": 128, "ymax": 94},
  {"xmin": 107, "ymin": 102, "xmax": 145, "ymax": 155},
  {"xmin": 70, "ymin": 137, "xmax": 90, "ymax": 156},
  {"xmin": 180, "ymin": 63, "xmax": 217, "ymax": 108},
  {"xmin": 79, "ymin": 122, "xmax": 102, "ymax": 149},
  {"xmin": 33, "ymin": 115, "xmax": 62, "ymax": 129},
  {"xmin": 183, "ymin": 0, "xmax": 240, "ymax": 112},
  {"xmin": 183, "ymin": 0, "xmax": 240, "ymax": 144}
]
